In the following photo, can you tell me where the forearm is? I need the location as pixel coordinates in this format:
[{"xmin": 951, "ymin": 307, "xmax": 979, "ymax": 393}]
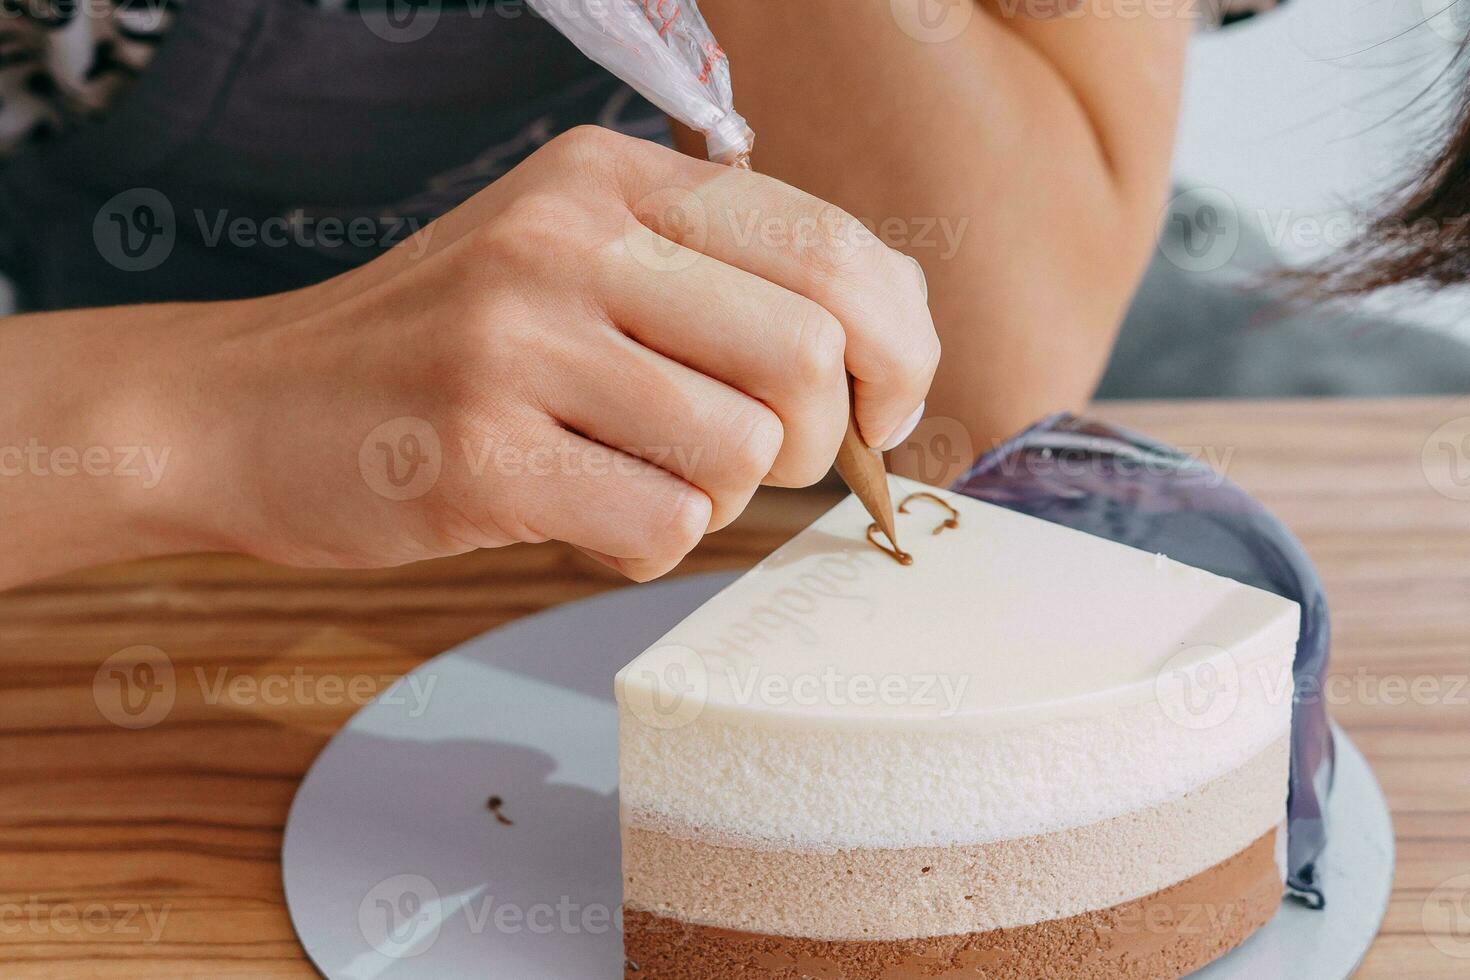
[
  {"xmin": 693, "ymin": 0, "xmax": 1195, "ymax": 479},
  {"xmin": 0, "ymin": 301, "xmax": 254, "ymax": 588}
]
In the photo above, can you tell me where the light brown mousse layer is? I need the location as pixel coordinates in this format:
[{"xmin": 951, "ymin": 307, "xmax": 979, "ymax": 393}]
[
  {"xmin": 623, "ymin": 738, "xmax": 1287, "ymax": 941},
  {"xmin": 623, "ymin": 829, "xmax": 1281, "ymax": 980}
]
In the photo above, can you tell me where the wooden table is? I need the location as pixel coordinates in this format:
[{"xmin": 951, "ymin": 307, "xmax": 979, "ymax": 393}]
[{"xmin": 2, "ymin": 398, "xmax": 1468, "ymax": 978}]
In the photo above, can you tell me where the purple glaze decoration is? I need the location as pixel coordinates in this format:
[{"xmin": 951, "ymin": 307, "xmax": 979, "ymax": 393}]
[{"xmin": 950, "ymin": 413, "xmax": 1333, "ymax": 908}]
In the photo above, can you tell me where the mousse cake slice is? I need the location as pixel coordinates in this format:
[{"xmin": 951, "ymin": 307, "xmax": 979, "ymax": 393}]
[{"xmin": 617, "ymin": 476, "xmax": 1298, "ymax": 979}]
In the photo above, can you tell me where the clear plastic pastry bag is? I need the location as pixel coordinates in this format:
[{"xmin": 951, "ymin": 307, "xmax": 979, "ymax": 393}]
[{"xmin": 522, "ymin": 0, "xmax": 753, "ymax": 166}]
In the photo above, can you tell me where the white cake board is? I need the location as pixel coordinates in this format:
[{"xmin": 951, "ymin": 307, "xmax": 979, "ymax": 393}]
[{"xmin": 283, "ymin": 572, "xmax": 1393, "ymax": 980}]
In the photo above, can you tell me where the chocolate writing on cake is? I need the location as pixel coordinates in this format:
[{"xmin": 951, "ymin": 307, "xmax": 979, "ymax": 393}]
[
  {"xmin": 899, "ymin": 492, "xmax": 960, "ymax": 536},
  {"xmin": 866, "ymin": 492, "xmax": 961, "ymax": 564}
]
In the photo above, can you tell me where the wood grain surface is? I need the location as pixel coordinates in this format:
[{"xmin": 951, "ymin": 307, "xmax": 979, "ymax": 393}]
[{"xmin": 1, "ymin": 398, "xmax": 1467, "ymax": 978}]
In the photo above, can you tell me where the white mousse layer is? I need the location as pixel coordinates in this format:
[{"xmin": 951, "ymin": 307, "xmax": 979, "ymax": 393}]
[{"xmin": 616, "ymin": 478, "xmax": 1300, "ymax": 850}]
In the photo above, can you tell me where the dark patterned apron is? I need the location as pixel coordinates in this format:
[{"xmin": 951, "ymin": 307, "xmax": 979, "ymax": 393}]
[{"xmin": 0, "ymin": 0, "xmax": 666, "ymax": 311}]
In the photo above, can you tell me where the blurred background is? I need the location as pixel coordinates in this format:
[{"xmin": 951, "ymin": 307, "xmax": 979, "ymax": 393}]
[
  {"xmin": 6, "ymin": 1, "xmax": 1465, "ymax": 401},
  {"xmin": 1102, "ymin": 0, "xmax": 1470, "ymax": 399}
]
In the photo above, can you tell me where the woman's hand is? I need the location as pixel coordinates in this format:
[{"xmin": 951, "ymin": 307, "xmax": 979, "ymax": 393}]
[
  {"xmin": 693, "ymin": 0, "xmax": 1194, "ymax": 483},
  {"xmin": 177, "ymin": 126, "xmax": 937, "ymax": 582}
]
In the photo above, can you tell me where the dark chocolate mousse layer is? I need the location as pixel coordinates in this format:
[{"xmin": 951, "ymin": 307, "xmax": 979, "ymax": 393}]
[{"xmin": 624, "ymin": 829, "xmax": 1281, "ymax": 980}]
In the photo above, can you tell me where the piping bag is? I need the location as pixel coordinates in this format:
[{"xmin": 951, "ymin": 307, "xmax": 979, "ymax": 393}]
[{"xmin": 525, "ymin": 0, "xmax": 901, "ymax": 553}]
